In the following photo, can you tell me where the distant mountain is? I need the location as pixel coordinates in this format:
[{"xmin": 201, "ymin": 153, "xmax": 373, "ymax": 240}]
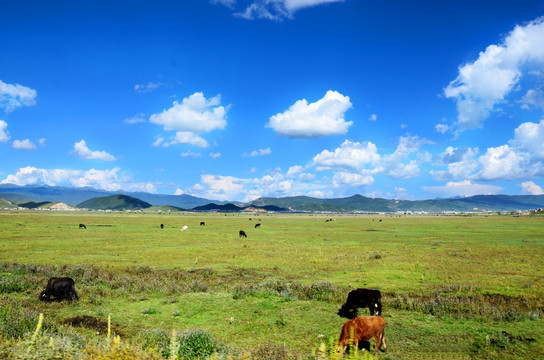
[
  {"xmin": 77, "ymin": 195, "xmax": 152, "ymax": 210},
  {"xmin": 249, "ymin": 194, "xmax": 544, "ymax": 212},
  {"xmin": 0, "ymin": 184, "xmax": 215, "ymax": 208},
  {"xmin": 192, "ymin": 203, "xmax": 287, "ymax": 212},
  {"xmin": 0, "ymin": 197, "xmax": 17, "ymax": 209},
  {"xmin": 18, "ymin": 201, "xmax": 52, "ymax": 209},
  {"xmin": 1, "ymin": 184, "xmax": 544, "ymax": 213}
]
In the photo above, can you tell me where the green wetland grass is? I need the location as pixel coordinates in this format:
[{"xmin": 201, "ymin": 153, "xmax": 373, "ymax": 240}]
[{"xmin": 0, "ymin": 211, "xmax": 543, "ymax": 359}]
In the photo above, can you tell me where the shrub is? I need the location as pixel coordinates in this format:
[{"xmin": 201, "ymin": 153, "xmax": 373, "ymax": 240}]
[{"xmin": 176, "ymin": 329, "xmax": 228, "ymax": 360}]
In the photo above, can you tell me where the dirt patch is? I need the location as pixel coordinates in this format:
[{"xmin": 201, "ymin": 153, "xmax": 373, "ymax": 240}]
[{"xmin": 63, "ymin": 315, "xmax": 123, "ymax": 336}]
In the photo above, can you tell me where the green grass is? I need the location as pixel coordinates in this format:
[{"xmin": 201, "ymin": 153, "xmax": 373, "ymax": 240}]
[{"xmin": 0, "ymin": 211, "xmax": 543, "ymax": 359}]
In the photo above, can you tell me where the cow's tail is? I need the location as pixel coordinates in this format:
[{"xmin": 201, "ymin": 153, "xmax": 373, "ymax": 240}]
[{"xmin": 379, "ymin": 327, "xmax": 387, "ymax": 351}]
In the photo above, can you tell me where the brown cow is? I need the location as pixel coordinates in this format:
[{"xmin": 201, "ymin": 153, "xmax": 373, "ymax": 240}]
[{"xmin": 338, "ymin": 316, "xmax": 386, "ymax": 356}]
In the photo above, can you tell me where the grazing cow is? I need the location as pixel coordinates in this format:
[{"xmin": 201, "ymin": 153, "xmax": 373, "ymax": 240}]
[
  {"xmin": 254, "ymin": 223, "xmax": 261, "ymax": 228},
  {"xmin": 79, "ymin": 224, "xmax": 86, "ymax": 229},
  {"xmin": 338, "ymin": 288, "xmax": 382, "ymax": 318},
  {"xmin": 39, "ymin": 277, "xmax": 79, "ymax": 302},
  {"xmin": 239, "ymin": 230, "xmax": 247, "ymax": 238},
  {"xmin": 200, "ymin": 222, "xmax": 205, "ymax": 226},
  {"xmin": 160, "ymin": 224, "xmax": 164, "ymax": 229},
  {"xmin": 338, "ymin": 316, "xmax": 386, "ymax": 355},
  {"xmin": 181, "ymin": 225, "xmax": 188, "ymax": 232}
]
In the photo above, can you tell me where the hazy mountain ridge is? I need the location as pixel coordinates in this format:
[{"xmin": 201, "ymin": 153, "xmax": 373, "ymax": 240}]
[{"xmin": 1, "ymin": 184, "xmax": 544, "ymax": 212}]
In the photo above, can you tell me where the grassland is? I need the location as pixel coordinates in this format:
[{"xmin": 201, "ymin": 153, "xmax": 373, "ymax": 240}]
[{"xmin": 1, "ymin": 211, "xmax": 543, "ymax": 359}]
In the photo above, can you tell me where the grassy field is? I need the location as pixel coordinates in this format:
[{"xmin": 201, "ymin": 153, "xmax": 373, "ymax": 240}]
[{"xmin": 0, "ymin": 211, "xmax": 543, "ymax": 359}]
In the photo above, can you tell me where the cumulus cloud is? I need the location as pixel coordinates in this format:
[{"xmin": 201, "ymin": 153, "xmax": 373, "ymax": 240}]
[
  {"xmin": 210, "ymin": 152, "xmax": 221, "ymax": 159},
  {"xmin": 1, "ymin": 166, "xmax": 156, "ymax": 193},
  {"xmin": 444, "ymin": 17, "xmax": 544, "ymax": 129},
  {"xmin": 332, "ymin": 172, "xmax": 374, "ymax": 188},
  {"xmin": 12, "ymin": 139, "xmax": 36, "ymax": 150},
  {"xmin": 312, "ymin": 135, "xmax": 431, "ymax": 184},
  {"xmin": 369, "ymin": 114, "xmax": 377, "ymax": 121},
  {"xmin": 188, "ymin": 167, "xmax": 326, "ymax": 202},
  {"xmin": 0, "ymin": 80, "xmax": 37, "ymax": 113},
  {"xmin": 72, "ymin": 140, "xmax": 117, "ymax": 161},
  {"xmin": 286, "ymin": 165, "xmax": 303, "ymax": 178},
  {"xmin": 174, "ymin": 188, "xmax": 185, "ymax": 195},
  {"xmin": 220, "ymin": 0, "xmax": 343, "ymax": 20},
  {"xmin": 267, "ymin": 90, "xmax": 353, "ymax": 138},
  {"xmin": 511, "ymin": 119, "xmax": 544, "ymax": 159},
  {"xmin": 0, "ymin": 120, "xmax": 9, "ymax": 143},
  {"xmin": 149, "ymin": 92, "xmax": 227, "ymax": 148},
  {"xmin": 312, "ymin": 140, "xmax": 380, "ymax": 172},
  {"xmin": 471, "ymin": 144, "xmax": 537, "ymax": 180},
  {"xmin": 171, "ymin": 131, "xmax": 209, "ymax": 148},
  {"xmin": 431, "ymin": 146, "xmax": 479, "ymax": 181},
  {"xmin": 520, "ymin": 181, "xmax": 544, "ymax": 195},
  {"xmin": 423, "ymin": 180, "xmax": 503, "ymax": 198}
]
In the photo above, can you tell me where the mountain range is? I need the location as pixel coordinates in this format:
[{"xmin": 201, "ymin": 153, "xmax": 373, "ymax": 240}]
[{"xmin": 1, "ymin": 184, "xmax": 544, "ymax": 213}]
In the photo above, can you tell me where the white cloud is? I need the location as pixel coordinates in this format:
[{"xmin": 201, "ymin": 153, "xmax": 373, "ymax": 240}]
[
  {"xmin": 286, "ymin": 165, "xmax": 303, "ymax": 178},
  {"xmin": 0, "ymin": 79, "xmax": 37, "ymax": 113},
  {"xmin": 192, "ymin": 174, "xmax": 247, "ymax": 201},
  {"xmin": 231, "ymin": 0, "xmax": 343, "ymax": 20},
  {"xmin": 124, "ymin": 113, "xmax": 147, "ymax": 124},
  {"xmin": 181, "ymin": 150, "xmax": 201, "ymax": 158},
  {"xmin": 511, "ymin": 119, "xmax": 544, "ymax": 159},
  {"xmin": 152, "ymin": 137, "xmax": 164, "ymax": 147},
  {"xmin": 423, "ymin": 180, "xmax": 503, "ymax": 198},
  {"xmin": 150, "ymin": 92, "xmax": 227, "ymax": 133},
  {"xmin": 520, "ymin": 88, "xmax": 544, "ymax": 110},
  {"xmin": 471, "ymin": 144, "xmax": 534, "ymax": 180},
  {"xmin": 379, "ymin": 135, "xmax": 433, "ymax": 180},
  {"xmin": 332, "ymin": 172, "xmax": 374, "ymax": 188},
  {"xmin": 520, "ymin": 181, "xmax": 544, "ymax": 195},
  {"xmin": 174, "ymin": 188, "xmax": 185, "ymax": 195},
  {"xmin": 435, "ymin": 123, "xmax": 450, "ymax": 134},
  {"xmin": 312, "ymin": 135, "xmax": 431, "ymax": 184},
  {"xmin": 38, "ymin": 138, "xmax": 46, "ymax": 146},
  {"xmin": 445, "ymin": 17, "xmax": 544, "ymax": 129},
  {"xmin": 171, "ymin": 132, "xmax": 209, "ymax": 148},
  {"xmin": 245, "ymin": 147, "xmax": 271, "ymax": 157},
  {"xmin": 72, "ymin": 140, "xmax": 117, "ymax": 161},
  {"xmin": 431, "ymin": 146, "xmax": 479, "ymax": 181},
  {"xmin": 0, "ymin": 120, "xmax": 9, "ymax": 143},
  {"xmin": 134, "ymin": 82, "xmax": 163, "ymax": 93},
  {"xmin": 210, "ymin": 152, "xmax": 221, "ymax": 159},
  {"xmin": 267, "ymin": 90, "xmax": 353, "ymax": 138},
  {"xmin": 149, "ymin": 92, "xmax": 227, "ymax": 147},
  {"xmin": 12, "ymin": 139, "xmax": 36, "ymax": 150},
  {"xmin": 369, "ymin": 114, "xmax": 377, "ymax": 121},
  {"xmin": 312, "ymin": 140, "xmax": 380, "ymax": 172},
  {"xmin": 1, "ymin": 166, "xmax": 156, "ymax": 193}
]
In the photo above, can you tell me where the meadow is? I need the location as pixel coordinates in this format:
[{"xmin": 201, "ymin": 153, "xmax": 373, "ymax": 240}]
[{"xmin": 0, "ymin": 211, "xmax": 543, "ymax": 359}]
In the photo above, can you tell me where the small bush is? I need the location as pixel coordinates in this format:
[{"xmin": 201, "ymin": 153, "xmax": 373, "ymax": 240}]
[
  {"xmin": 176, "ymin": 329, "xmax": 228, "ymax": 360},
  {"xmin": 141, "ymin": 307, "xmax": 159, "ymax": 315}
]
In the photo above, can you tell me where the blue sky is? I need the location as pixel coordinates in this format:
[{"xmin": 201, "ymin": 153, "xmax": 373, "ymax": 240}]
[{"xmin": 1, "ymin": 0, "xmax": 544, "ymax": 201}]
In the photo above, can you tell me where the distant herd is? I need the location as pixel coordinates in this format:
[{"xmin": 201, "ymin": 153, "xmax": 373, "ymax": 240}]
[{"xmin": 58, "ymin": 218, "xmax": 388, "ymax": 355}]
